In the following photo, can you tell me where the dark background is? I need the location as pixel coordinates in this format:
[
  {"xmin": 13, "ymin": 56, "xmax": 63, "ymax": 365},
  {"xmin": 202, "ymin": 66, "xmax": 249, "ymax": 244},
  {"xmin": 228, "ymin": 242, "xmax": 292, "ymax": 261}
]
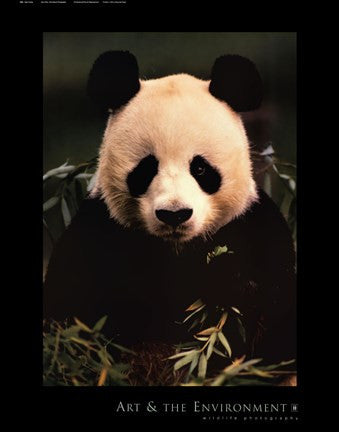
[{"xmin": 43, "ymin": 32, "xmax": 296, "ymax": 172}]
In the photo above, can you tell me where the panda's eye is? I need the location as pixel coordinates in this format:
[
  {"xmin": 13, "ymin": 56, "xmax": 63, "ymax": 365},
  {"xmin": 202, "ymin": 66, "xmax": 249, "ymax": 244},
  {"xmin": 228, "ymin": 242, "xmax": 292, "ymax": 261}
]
[
  {"xmin": 190, "ymin": 155, "xmax": 221, "ymax": 195},
  {"xmin": 195, "ymin": 165, "xmax": 206, "ymax": 176}
]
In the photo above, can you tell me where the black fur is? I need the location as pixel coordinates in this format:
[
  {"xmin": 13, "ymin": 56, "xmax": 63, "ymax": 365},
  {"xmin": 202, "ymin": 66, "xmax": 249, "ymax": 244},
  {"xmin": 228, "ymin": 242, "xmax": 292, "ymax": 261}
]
[
  {"xmin": 209, "ymin": 55, "xmax": 263, "ymax": 112},
  {"xmin": 87, "ymin": 51, "xmax": 140, "ymax": 112},
  {"xmin": 44, "ymin": 189, "xmax": 296, "ymax": 364},
  {"xmin": 127, "ymin": 154, "xmax": 159, "ymax": 197},
  {"xmin": 87, "ymin": 52, "xmax": 263, "ymax": 114},
  {"xmin": 190, "ymin": 155, "xmax": 222, "ymax": 194}
]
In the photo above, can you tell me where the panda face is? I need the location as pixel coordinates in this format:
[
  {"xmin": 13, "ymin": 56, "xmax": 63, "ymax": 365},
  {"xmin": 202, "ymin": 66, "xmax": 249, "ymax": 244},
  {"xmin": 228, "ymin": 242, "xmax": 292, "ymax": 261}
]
[{"xmin": 94, "ymin": 73, "xmax": 258, "ymax": 242}]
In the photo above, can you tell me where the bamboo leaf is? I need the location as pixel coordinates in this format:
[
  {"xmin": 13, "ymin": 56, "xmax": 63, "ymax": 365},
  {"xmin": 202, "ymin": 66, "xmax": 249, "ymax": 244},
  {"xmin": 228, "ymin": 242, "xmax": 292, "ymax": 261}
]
[
  {"xmin": 183, "ymin": 304, "xmax": 206, "ymax": 323},
  {"xmin": 174, "ymin": 342, "xmax": 199, "ymax": 350},
  {"xmin": 61, "ymin": 197, "xmax": 72, "ymax": 227},
  {"xmin": 186, "ymin": 298, "xmax": 205, "ymax": 312},
  {"xmin": 231, "ymin": 306, "xmax": 242, "ymax": 315},
  {"xmin": 193, "ymin": 335, "xmax": 209, "ymax": 342},
  {"xmin": 87, "ymin": 172, "xmax": 97, "ymax": 192},
  {"xmin": 107, "ymin": 367, "xmax": 127, "ymax": 381},
  {"xmin": 43, "ymin": 196, "xmax": 60, "ymax": 212},
  {"xmin": 214, "ymin": 245, "xmax": 228, "ymax": 256},
  {"xmin": 198, "ymin": 352, "xmax": 207, "ymax": 379},
  {"xmin": 61, "ymin": 325, "xmax": 81, "ymax": 338},
  {"xmin": 43, "ymin": 164, "xmax": 75, "ymax": 181},
  {"xmin": 188, "ymin": 353, "xmax": 199, "ymax": 375},
  {"xmin": 247, "ymin": 366, "xmax": 274, "ymax": 378},
  {"xmin": 66, "ymin": 163, "xmax": 94, "ymax": 182},
  {"xmin": 217, "ymin": 312, "xmax": 228, "ymax": 330},
  {"xmin": 211, "ymin": 358, "xmax": 262, "ymax": 386},
  {"xmin": 180, "ymin": 381, "xmax": 203, "ymax": 387},
  {"xmin": 259, "ymin": 359, "xmax": 295, "ymax": 371},
  {"xmin": 64, "ymin": 187, "xmax": 77, "ymax": 212},
  {"xmin": 188, "ymin": 318, "xmax": 200, "ymax": 332},
  {"xmin": 207, "ymin": 245, "xmax": 228, "ymax": 264},
  {"xmin": 109, "ymin": 343, "xmax": 136, "ymax": 355},
  {"xmin": 280, "ymin": 191, "xmax": 293, "ymax": 219},
  {"xmin": 196, "ymin": 327, "xmax": 218, "ymax": 336},
  {"xmin": 97, "ymin": 349, "xmax": 112, "ymax": 367},
  {"xmin": 263, "ymin": 172, "xmax": 272, "ymax": 197},
  {"xmin": 206, "ymin": 332, "xmax": 217, "ymax": 360},
  {"xmin": 200, "ymin": 311, "xmax": 208, "ymax": 324},
  {"xmin": 93, "ymin": 315, "xmax": 107, "ymax": 332},
  {"xmin": 69, "ymin": 337, "xmax": 92, "ymax": 348},
  {"xmin": 237, "ymin": 318, "xmax": 246, "ymax": 343},
  {"xmin": 74, "ymin": 317, "xmax": 93, "ymax": 333},
  {"xmin": 260, "ymin": 145, "xmax": 274, "ymax": 156},
  {"xmin": 74, "ymin": 173, "xmax": 93, "ymax": 179},
  {"xmin": 289, "ymin": 178, "xmax": 296, "ymax": 191},
  {"xmin": 168, "ymin": 349, "xmax": 198, "ymax": 360},
  {"xmin": 212, "ymin": 347, "xmax": 227, "ymax": 358},
  {"xmin": 174, "ymin": 351, "xmax": 199, "ymax": 371},
  {"xmin": 218, "ymin": 331, "xmax": 232, "ymax": 357},
  {"xmin": 97, "ymin": 367, "xmax": 108, "ymax": 386},
  {"xmin": 223, "ymin": 358, "xmax": 262, "ymax": 375}
]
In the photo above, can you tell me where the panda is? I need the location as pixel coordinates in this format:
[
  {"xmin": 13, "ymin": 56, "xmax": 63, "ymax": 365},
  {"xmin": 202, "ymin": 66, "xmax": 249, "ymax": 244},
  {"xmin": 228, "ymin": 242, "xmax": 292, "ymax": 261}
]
[{"xmin": 44, "ymin": 51, "xmax": 296, "ymax": 366}]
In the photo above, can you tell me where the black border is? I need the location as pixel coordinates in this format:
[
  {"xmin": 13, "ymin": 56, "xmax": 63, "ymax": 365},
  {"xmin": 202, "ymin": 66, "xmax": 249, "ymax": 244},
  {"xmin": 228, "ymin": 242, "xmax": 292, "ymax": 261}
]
[{"xmin": 13, "ymin": 3, "xmax": 306, "ymax": 423}]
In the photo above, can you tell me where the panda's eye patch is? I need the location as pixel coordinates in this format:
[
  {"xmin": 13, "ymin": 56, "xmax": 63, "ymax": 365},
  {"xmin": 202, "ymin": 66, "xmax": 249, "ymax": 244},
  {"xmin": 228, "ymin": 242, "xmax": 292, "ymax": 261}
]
[
  {"xmin": 127, "ymin": 154, "xmax": 159, "ymax": 197},
  {"xmin": 190, "ymin": 155, "xmax": 221, "ymax": 194}
]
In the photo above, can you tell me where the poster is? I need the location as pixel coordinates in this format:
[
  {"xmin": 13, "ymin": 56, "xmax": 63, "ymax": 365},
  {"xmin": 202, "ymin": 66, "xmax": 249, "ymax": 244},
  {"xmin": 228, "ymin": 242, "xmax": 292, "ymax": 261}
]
[{"xmin": 14, "ymin": 3, "xmax": 303, "ymax": 423}]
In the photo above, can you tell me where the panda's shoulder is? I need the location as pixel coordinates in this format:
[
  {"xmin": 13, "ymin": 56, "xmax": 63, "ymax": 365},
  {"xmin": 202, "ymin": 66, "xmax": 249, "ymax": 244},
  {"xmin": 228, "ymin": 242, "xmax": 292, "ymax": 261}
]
[
  {"xmin": 64, "ymin": 196, "xmax": 115, "ymax": 234},
  {"xmin": 219, "ymin": 187, "xmax": 295, "ymax": 259},
  {"xmin": 244, "ymin": 188, "xmax": 290, "ymax": 228},
  {"xmin": 240, "ymin": 188, "xmax": 295, "ymax": 259},
  {"xmin": 49, "ymin": 196, "xmax": 115, "ymax": 257},
  {"xmin": 74, "ymin": 195, "xmax": 110, "ymax": 223}
]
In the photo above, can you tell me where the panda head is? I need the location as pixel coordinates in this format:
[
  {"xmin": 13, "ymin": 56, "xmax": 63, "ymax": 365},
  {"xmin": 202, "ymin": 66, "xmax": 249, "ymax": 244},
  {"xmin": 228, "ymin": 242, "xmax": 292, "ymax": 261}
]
[{"xmin": 88, "ymin": 51, "xmax": 262, "ymax": 243}]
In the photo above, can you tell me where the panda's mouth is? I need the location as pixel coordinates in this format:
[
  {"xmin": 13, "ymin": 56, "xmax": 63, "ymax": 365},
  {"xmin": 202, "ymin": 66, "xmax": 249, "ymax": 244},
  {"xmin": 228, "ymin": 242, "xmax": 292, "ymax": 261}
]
[
  {"xmin": 163, "ymin": 231, "xmax": 185, "ymax": 240},
  {"xmin": 156, "ymin": 224, "xmax": 193, "ymax": 242}
]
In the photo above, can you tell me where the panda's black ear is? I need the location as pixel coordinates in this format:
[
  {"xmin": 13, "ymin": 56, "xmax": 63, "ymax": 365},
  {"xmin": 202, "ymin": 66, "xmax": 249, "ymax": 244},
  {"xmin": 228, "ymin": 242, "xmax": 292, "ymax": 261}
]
[
  {"xmin": 209, "ymin": 55, "xmax": 263, "ymax": 112},
  {"xmin": 87, "ymin": 51, "xmax": 140, "ymax": 112}
]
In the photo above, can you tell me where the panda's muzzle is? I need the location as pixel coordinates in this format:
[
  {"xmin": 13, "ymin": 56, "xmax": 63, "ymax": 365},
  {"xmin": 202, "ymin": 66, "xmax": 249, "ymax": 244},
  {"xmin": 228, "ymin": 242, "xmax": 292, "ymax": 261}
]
[{"xmin": 155, "ymin": 208, "xmax": 193, "ymax": 228}]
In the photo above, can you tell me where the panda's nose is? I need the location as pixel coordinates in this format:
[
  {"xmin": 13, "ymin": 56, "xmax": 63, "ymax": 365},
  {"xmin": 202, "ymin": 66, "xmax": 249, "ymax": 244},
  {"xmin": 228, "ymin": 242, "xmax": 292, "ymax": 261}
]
[{"xmin": 155, "ymin": 208, "xmax": 193, "ymax": 228}]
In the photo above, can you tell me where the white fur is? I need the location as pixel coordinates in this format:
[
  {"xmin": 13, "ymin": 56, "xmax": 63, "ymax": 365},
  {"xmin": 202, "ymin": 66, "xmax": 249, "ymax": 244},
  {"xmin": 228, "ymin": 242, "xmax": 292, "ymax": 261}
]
[{"xmin": 93, "ymin": 73, "xmax": 258, "ymax": 242}]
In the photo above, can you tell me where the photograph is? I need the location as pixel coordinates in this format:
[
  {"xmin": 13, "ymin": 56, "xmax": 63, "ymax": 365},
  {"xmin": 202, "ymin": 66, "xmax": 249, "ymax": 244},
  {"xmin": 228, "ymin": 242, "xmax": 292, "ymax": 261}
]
[{"xmin": 42, "ymin": 32, "xmax": 297, "ymax": 391}]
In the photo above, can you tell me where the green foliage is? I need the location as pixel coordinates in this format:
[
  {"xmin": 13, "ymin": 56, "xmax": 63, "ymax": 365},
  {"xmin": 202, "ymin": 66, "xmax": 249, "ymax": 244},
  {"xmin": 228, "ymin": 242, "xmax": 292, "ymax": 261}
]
[
  {"xmin": 43, "ymin": 316, "xmax": 134, "ymax": 386},
  {"xmin": 43, "ymin": 158, "xmax": 97, "ymax": 243},
  {"xmin": 43, "ymin": 311, "xmax": 295, "ymax": 386},
  {"xmin": 252, "ymin": 145, "xmax": 296, "ymax": 242},
  {"xmin": 206, "ymin": 245, "xmax": 233, "ymax": 264},
  {"xmin": 169, "ymin": 298, "xmax": 296, "ymax": 386},
  {"xmin": 170, "ymin": 300, "xmax": 242, "ymax": 382}
]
